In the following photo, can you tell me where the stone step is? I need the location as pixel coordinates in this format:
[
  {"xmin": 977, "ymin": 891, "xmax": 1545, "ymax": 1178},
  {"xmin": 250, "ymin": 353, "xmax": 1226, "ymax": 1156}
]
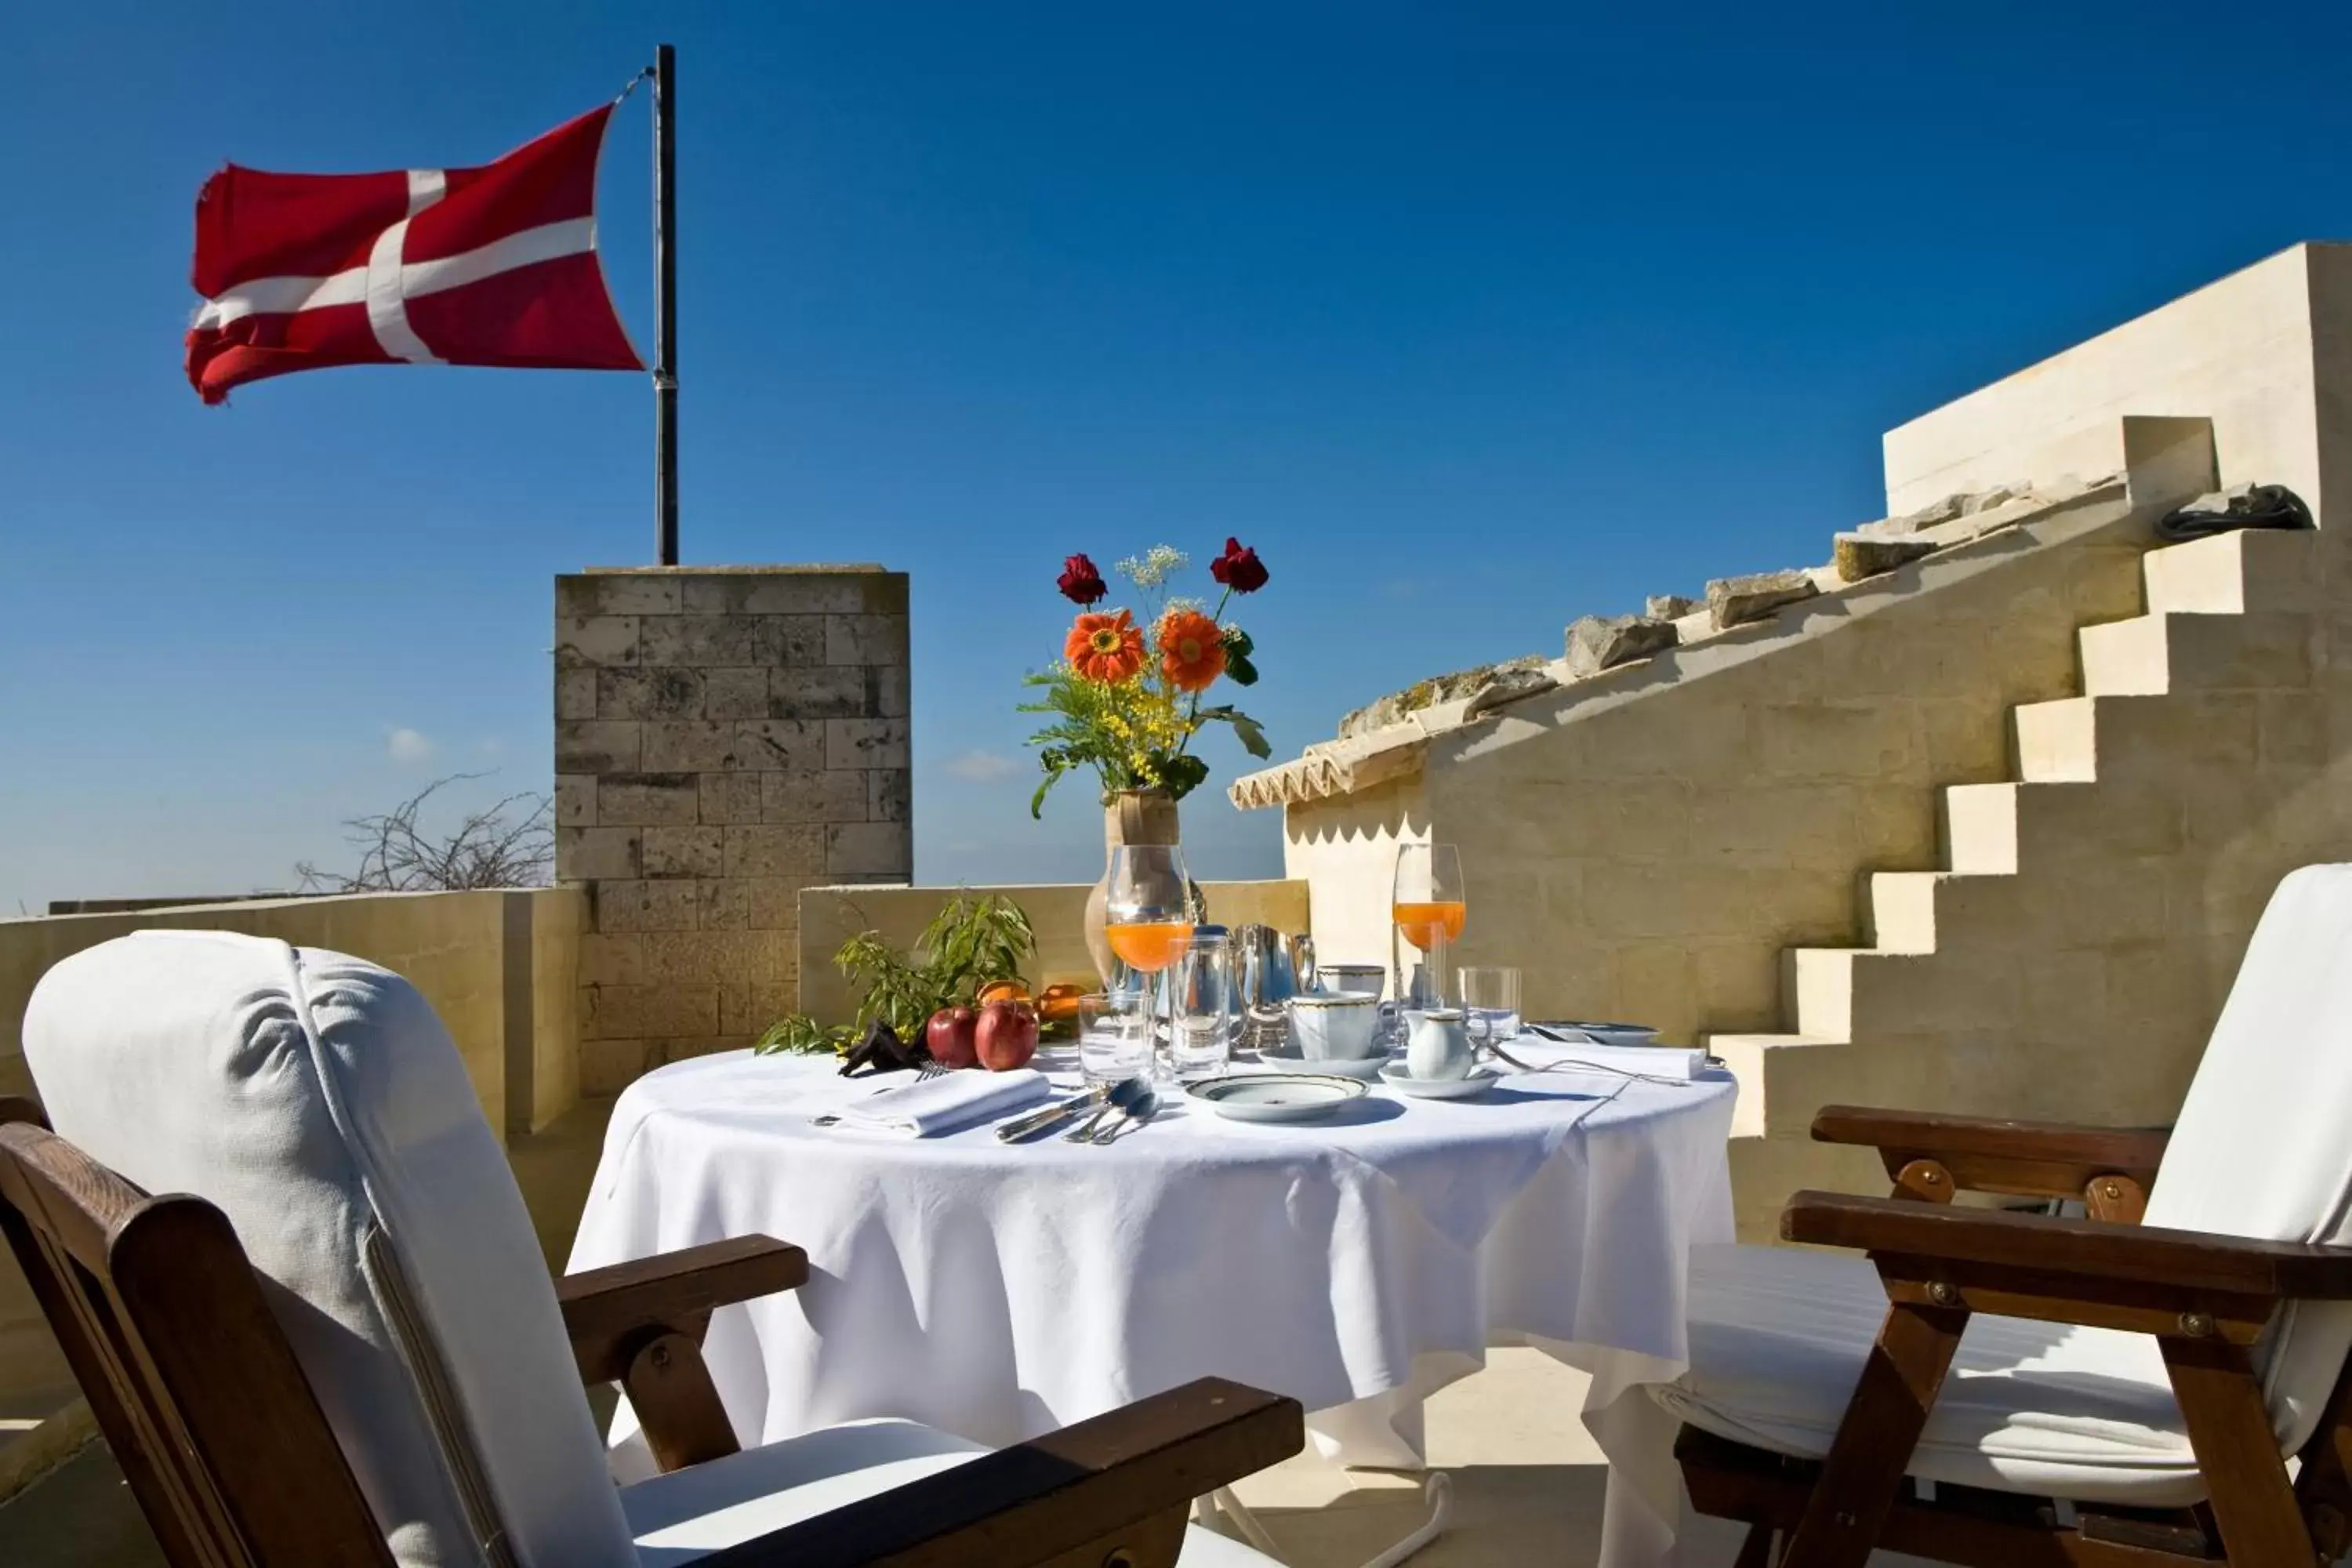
[
  {"xmin": 2141, "ymin": 529, "xmax": 2252, "ymax": 615},
  {"xmin": 1718, "ymin": 1031, "xmax": 2003, "ymax": 1141},
  {"xmin": 2079, "ymin": 609, "xmax": 2318, "ymax": 700},
  {"xmin": 1861, "ymin": 871, "xmax": 1944, "ymax": 953},
  {"xmin": 1784, "ymin": 949, "xmax": 1860, "ymax": 1041},
  {"xmin": 1785, "ymin": 947, "xmax": 2001, "ymax": 1043},
  {"xmin": 1941, "ymin": 783, "xmax": 2019, "ymax": 874},
  {"xmin": 2012, "ymin": 697, "xmax": 2099, "ymax": 782},
  {"xmin": 2078, "ymin": 615, "xmax": 2171, "ymax": 696},
  {"xmin": 1708, "ymin": 1033, "xmax": 1840, "ymax": 1139},
  {"xmin": 2141, "ymin": 524, "xmax": 2322, "ymax": 616}
]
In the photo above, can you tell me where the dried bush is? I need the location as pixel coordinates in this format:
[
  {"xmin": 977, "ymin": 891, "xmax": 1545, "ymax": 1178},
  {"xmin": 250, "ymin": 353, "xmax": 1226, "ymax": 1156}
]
[{"xmin": 296, "ymin": 774, "xmax": 553, "ymax": 892}]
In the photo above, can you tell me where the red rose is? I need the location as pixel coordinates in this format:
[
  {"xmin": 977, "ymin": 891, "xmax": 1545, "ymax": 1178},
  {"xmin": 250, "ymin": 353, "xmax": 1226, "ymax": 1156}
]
[
  {"xmin": 1057, "ymin": 553, "xmax": 1109, "ymax": 604},
  {"xmin": 1209, "ymin": 536, "xmax": 1269, "ymax": 593}
]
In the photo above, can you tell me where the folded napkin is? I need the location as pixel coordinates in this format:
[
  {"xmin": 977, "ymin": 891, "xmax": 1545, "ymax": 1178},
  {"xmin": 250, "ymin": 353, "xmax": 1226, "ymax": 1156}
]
[
  {"xmin": 1505, "ymin": 1035, "xmax": 1708, "ymax": 1082},
  {"xmin": 836, "ymin": 1069, "xmax": 1052, "ymax": 1137}
]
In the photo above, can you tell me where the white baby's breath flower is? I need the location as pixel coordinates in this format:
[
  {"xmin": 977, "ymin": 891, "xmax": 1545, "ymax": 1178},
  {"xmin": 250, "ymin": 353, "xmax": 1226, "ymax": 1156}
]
[{"xmin": 1116, "ymin": 545, "xmax": 1189, "ymax": 590}]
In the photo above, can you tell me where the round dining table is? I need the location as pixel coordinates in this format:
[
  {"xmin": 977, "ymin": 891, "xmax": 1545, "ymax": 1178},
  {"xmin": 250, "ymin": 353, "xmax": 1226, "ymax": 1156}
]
[{"xmin": 568, "ymin": 1042, "xmax": 1737, "ymax": 1565}]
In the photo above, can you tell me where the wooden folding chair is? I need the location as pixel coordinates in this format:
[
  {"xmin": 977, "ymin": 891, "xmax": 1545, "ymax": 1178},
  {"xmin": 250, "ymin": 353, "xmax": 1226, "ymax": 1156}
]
[{"xmin": 1663, "ymin": 864, "xmax": 2352, "ymax": 1566}]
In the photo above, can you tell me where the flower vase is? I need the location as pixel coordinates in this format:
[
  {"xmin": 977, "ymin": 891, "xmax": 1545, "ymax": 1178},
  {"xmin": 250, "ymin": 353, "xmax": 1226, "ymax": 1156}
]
[{"xmin": 1084, "ymin": 789, "xmax": 1182, "ymax": 987}]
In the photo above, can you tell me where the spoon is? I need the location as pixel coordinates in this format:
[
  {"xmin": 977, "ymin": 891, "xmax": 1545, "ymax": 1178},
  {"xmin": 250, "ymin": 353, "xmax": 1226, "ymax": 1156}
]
[
  {"xmin": 1091, "ymin": 1083, "xmax": 1160, "ymax": 1143},
  {"xmin": 1063, "ymin": 1076, "xmax": 1150, "ymax": 1142}
]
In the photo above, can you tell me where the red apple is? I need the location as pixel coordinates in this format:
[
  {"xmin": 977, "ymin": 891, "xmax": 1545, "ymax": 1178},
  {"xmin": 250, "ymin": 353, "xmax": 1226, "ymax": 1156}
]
[
  {"xmin": 925, "ymin": 1006, "xmax": 978, "ymax": 1069},
  {"xmin": 975, "ymin": 1000, "xmax": 1040, "ymax": 1072}
]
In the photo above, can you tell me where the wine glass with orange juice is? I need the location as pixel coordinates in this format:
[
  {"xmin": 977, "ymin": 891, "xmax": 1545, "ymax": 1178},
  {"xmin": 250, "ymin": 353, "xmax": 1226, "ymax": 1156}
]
[
  {"xmin": 1105, "ymin": 844, "xmax": 1196, "ymax": 1080},
  {"xmin": 1392, "ymin": 844, "xmax": 1466, "ymax": 1007}
]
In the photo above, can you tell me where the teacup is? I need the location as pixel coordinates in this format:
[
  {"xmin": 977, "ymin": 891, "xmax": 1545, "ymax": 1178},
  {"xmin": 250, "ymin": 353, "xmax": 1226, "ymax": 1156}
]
[
  {"xmin": 1287, "ymin": 991, "xmax": 1382, "ymax": 1061},
  {"xmin": 1316, "ymin": 963, "xmax": 1386, "ymax": 999}
]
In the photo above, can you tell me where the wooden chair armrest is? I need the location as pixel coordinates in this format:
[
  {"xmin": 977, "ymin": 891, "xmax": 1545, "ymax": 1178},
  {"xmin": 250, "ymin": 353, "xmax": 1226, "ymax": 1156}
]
[
  {"xmin": 1784, "ymin": 1189, "xmax": 2352, "ymax": 1341},
  {"xmin": 1810, "ymin": 1105, "xmax": 2169, "ymax": 1205},
  {"xmin": 693, "ymin": 1377, "xmax": 1305, "ymax": 1568},
  {"xmin": 559, "ymin": 1235, "xmax": 808, "ymax": 1385}
]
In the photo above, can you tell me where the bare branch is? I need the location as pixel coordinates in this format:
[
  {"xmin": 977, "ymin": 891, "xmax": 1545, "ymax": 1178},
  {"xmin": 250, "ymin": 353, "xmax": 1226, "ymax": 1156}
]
[{"xmin": 296, "ymin": 774, "xmax": 554, "ymax": 893}]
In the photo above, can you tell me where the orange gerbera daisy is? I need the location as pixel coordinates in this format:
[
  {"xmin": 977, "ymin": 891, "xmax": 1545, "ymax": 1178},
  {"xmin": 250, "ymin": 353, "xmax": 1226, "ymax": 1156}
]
[
  {"xmin": 1065, "ymin": 608, "xmax": 1146, "ymax": 684},
  {"xmin": 1158, "ymin": 609, "xmax": 1228, "ymax": 692}
]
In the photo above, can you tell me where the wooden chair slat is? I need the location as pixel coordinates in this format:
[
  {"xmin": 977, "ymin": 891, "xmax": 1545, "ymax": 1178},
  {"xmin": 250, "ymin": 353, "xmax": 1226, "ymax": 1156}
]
[{"xmin": 110, "ymin": 1194, "xmax": 397, "ymax": 1566}]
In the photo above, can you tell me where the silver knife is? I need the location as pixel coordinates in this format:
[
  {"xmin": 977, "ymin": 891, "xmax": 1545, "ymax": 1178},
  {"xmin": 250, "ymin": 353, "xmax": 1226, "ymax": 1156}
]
[{"xmin": 995, "ymin": 1086, "xmax": 1108, "ymax": 1142}]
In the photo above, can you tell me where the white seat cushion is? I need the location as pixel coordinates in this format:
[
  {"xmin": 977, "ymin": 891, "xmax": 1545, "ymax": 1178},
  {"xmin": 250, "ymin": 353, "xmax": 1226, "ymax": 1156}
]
[
  {"xmin": 1653, "ymin": 1244, "xmax": 2203, "ymax": 1506},
  {"xmin": 619, "ymin": 1417, "xmax": 1279, "ymax": 1566},
  {"xmin": 26, "ymin": 931, "xmax": 636, "ymax": 1566}
]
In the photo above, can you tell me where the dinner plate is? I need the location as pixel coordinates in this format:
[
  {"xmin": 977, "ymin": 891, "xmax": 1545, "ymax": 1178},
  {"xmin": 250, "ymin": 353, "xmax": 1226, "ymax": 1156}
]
[
  {"xmin": 1379, "ymin": 1063, "xmax": 1503, "ymax": 1100},
  {"xmin": 1252, "ymin": 1045, "xmax": 1392, "ymax": 1081},
  {"xmin": 1188, "ymin": 1073, "xmax": 1370, "ymax": 1123}
]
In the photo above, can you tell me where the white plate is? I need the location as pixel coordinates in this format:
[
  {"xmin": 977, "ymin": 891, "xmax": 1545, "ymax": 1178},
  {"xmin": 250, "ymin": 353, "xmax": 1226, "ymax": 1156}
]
[
  {"xmin": 1253, "ymin": 1046, "xmax": 1392, "ymax": 1081},
  {"xmin": 1188, "ymin": 1073, "xmax": 1370, "ymax": 1123},
  {"xmin": 1379, "ymin": 1062, "xmax": 1504, "ymax": 1100}
]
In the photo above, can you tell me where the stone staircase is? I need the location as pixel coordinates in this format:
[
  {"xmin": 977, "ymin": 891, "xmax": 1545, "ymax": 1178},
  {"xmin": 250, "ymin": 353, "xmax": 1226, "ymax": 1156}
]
[{"xmin": 1711, "ymin": 522, "xmax": 2331, "ymax": 1237}]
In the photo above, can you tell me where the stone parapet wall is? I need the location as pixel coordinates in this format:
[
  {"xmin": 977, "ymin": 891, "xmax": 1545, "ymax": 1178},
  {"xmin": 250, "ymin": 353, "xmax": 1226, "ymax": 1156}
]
[{"xmin": 554, "ymin": 566, "xmax": 913, "ymax": 1092}]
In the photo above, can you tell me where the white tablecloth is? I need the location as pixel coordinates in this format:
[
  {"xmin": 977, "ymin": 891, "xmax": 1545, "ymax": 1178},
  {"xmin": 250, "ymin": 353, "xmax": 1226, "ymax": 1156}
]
[{"xmin": 568, "ymin": 1048, "xmax": 1736, "ymax": 1560}]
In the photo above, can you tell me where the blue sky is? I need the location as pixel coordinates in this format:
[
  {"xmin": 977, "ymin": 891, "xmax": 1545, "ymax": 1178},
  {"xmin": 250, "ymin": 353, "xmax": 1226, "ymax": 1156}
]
[{"xmin": 3, "ymin": 2, "xmax": 2347, "ymax": 911}]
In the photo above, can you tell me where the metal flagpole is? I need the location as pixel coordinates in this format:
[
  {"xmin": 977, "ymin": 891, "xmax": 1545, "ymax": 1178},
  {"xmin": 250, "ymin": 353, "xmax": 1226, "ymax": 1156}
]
[{"xmin": 653, "ymin": 42, "xmax": 679, "ymax": 565}]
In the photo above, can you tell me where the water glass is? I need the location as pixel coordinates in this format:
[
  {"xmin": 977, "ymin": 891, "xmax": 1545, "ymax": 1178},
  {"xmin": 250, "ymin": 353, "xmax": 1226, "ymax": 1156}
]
[
  {"xmin": 1076, "ymin": 991, "xmax": 1152, "ymax": 1087},
  {"xmin": 1169, "ymin": 931, "xmax": 1236, "ymax": 1081},
  {"xmin": 1458, "ymin": 965, "xmax": 1523, "ymax": 1051}
]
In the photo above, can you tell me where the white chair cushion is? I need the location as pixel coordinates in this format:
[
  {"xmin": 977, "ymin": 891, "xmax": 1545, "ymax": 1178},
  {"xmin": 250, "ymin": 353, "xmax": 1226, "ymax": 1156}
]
[
  {"xmin": 2143, "ymin": 862, "xmax": 2352, "ymax": 1449},
  {"xmin": 1653, "ymin": 1244, "xmax": 2203, "ymax": 1506},
  {"xmin": 619, "ymin": 1417, "xmax": 1280, "ymax": 1566},
  {"xmin": 24, "ymin": 931, "xmax": 635, "ymax": 1568}
]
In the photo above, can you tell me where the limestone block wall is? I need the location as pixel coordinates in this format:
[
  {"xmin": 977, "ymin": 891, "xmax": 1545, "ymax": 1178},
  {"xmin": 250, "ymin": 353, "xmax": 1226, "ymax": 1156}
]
[
  {"xmin": 0, "ymin": 886, "xmax": 579, "ymax": 1415},
  {"xmin": 555, "ymin": 566, "xmax": 913, "ymax": 1092}
]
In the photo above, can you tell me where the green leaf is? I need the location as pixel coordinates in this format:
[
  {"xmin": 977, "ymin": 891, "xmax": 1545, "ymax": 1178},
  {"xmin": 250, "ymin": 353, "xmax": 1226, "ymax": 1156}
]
[
  {"xmin": 1153, "ymin": 752, "xmax": 1211, "ymax": 800},
  {"xmin": 1224, "ymin": 651, "xmax": 1258, "ymax": 687},
  {"xmin": 1204, "ymin": 706, "xmax": 1271, "ymax": 758}
]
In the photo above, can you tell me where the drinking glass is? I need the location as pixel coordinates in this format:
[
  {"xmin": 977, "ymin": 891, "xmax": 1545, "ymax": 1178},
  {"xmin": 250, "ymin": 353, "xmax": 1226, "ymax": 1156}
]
[
  {"xmin": 1169, "ymin": 929, "xmax": 1235, "ymax": 1080},
  {"xmin": 1391, "ymin": 844, "xmax": 1467, "ymax": 1009},
  {"xmin": 1104, "ymin": 844, "xmax": 1196, "ymax": 1082},
  {"xmin": 1457, "ymin": 965, "xmax": 1523, "ymax": 1053},
  {"xmin": 1076, "ymin": 990, "xmax": 1152, "ymax": 1086}
]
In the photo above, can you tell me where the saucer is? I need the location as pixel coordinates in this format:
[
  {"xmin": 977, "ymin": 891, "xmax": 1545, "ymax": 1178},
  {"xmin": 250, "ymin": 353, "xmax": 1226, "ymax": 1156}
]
[
  {"xmin": 1188, "ymin": 1073, "xmax": 1369, "ymax": 1123},
  {"xmin": 1254, "ymin": 1044, "xmax": 1392, "ymax": 1081},
  {"xmin": 1378, "ymin": 1062, "xmax": 1502, "ymax": 1101}
]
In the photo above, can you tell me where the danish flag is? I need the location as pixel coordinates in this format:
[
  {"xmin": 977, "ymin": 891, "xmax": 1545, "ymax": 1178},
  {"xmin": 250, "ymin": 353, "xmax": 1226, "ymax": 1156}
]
[{"xmin": 186, "ymin": 104, "xmax": 642, "ymax": 405}]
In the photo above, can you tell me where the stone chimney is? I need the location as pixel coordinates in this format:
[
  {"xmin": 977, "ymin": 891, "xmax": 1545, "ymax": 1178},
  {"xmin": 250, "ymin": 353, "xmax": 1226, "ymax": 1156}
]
[{"xmin": 554, "ymin": 566, "xmax": 911, "ymax": 1092}]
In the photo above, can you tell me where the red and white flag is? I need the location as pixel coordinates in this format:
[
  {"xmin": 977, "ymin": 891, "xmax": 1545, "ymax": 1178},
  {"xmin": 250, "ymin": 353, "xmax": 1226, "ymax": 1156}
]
[{"xmin": 187, "ymin": 104, "xmax": 642, "ymax": 405}]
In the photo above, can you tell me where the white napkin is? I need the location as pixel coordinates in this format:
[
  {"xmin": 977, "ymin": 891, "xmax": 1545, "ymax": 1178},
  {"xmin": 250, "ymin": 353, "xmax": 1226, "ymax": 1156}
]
[
  {"xmin": 836, "ymin": 1069, "xmax": 1052, "ymax": 1136},
  {"xmin": 1504, "ymin": 1035, "xmax": 1708, "ymax": 1082}
]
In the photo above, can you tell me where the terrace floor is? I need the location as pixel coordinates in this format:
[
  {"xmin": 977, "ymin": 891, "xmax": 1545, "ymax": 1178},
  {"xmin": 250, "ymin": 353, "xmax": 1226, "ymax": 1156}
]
[{"xmin": 0, "ymin": 1348, "xmax": 1937, "ymax": 1566}]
